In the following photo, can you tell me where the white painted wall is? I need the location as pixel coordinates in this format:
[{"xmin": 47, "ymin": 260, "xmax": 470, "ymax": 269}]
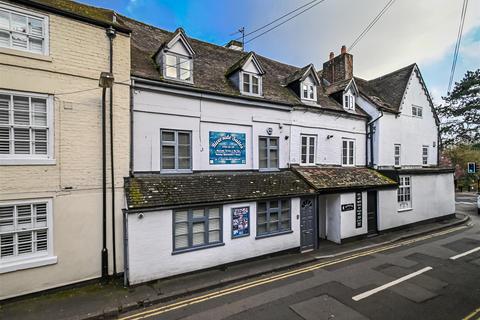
[
  {"xmin": 340, "ymin": 192, "xmax": 367, "ymax": 239},
  {"xmin": 377, "ymin": 173, "xmax": 455, "ymax": 230},
  {"xmin": 325, "ymin": 194, "xmax": 341, "ymax": 243},
  {"xmin": 290, "ymin": 110, "xmax": 366, "ymax": 166},
  {"xmin": 127, "ymin": 198, "xmax": 301, "ymax": 284},
  {"xmin": 358, "ymin": 70, "xmax": 439, "ymax": 168}
]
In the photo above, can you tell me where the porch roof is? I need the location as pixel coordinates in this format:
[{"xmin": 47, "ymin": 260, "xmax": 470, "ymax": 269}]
[
  {"xmin": 124, "ymin": 170, "xmax": 316, "ymax": 211},
  {"xmin": 292, "ymin": 166, "xmax": 397, "ymax": 192}
]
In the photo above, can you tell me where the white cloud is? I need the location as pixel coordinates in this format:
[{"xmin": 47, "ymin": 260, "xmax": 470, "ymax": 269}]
[{"xmin": 247, "ymin": 0, "xmax": 480, "ymax": 80}]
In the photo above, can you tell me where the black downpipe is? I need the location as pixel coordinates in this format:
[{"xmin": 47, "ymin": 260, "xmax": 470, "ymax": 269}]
[
  {"xmin": 367, "ymin": 110, "xmax": 383, "ymax": 168},
  {"xmin": 107, "ymin": 26, "xmax": 117, "ymax": 276},
  {"xmin": 101, "ymin": 86, "xmax": 108, "ymax": 280}
]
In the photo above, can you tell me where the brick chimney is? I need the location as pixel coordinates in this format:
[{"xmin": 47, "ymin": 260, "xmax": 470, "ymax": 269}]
[{"xmin": 322, "ymin": 45, "xmax": 353, "ymax": 84}]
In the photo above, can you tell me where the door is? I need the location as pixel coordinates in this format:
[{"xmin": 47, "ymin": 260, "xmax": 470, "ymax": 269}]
[
  {"xmin": 367, "ymin": 191, "xmax": 378, "ymax": 235},
  {"xmin": 300, "ymin": 197, "xmax": 315, "ymax": 251}
]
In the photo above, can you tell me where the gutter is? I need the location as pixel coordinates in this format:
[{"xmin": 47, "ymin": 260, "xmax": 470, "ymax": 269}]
[{"xmin": 12, "ymin": 0, "xmax": 131, "ymax": 34}]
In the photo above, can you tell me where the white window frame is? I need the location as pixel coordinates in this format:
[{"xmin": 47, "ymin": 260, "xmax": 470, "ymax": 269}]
[
  {"xmin": 163, "ymin": 52, "xmax": 193, "ymax": 83},
  {"xmin": 259, "ymin": 136, "xmax": 279, "ymax": 171},
  {"xmin": 342, "ymin": 138, "xmax": 355, "ymax": 166},
  {"xmin": 300, "ymin": 134, "xmax": 316, "ymax": 165},
  {"xmin": 0, "ymin": 90, "xmax": 54, "ymax": 165},
  {"xmin": 241, "ymin": 72, "xmax": 262, "ymax": 96},
  {"xmin": 398, "ymin": 176, "xmax": 412, "ymax": 211},
  {"xmin": 343, "ymin": 92, "xmax": 355, "ymax": 110},
  {"xmin": 412, "ymin": 105, "xmax": 423, "ymax": 118},
  {"xmin": 0, "ymin": 198, "xmax": 56, "ymax": 274},
  {"xmin": 301, "ymin": 82, "xmax": 317, "ymax": 101},
  {"xmin": 394, "ymin": 144, "xmax": 401, "ymax": 167},
  {"xmin": 0, "ymin": 2, "xmax": 49, "ymax": 56},
  {"xmin": 422, "ymin": 145, "xmax": 428, "ymax": 166}
]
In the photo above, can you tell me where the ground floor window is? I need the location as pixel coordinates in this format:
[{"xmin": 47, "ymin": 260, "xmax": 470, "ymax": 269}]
[
  {"xmin": 173, "ymin": 206, "xmax": 222, "ymax": 252},
  {"xmin": 397, "ymin": 176, "xmax": 412, "ymax": 210},
  {"xmin": 257, "ymin": 199, "xmax": 291, "ymax": 236},
  {"xmin": 0, "ymin": 200, "xmax": 51, "ymax": 261}
]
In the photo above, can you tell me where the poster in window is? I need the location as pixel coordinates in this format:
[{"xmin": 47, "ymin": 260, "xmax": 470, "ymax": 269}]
[
  {"xmin": 209, "ymin": 131, "xmax": 246, "ymax": 164},
  {"xmin": 232, "ymin": 206, "xmax": 250, "ymax": 238}
]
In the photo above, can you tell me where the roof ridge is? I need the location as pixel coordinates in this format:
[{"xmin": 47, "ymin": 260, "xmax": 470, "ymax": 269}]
[{"xmin": 368, "ymin": 63, "xmax": 416, "ymax": 83}]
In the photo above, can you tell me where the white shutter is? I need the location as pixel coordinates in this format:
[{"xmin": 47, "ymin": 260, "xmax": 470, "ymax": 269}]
[
  {"xmin": 17, "ymin": 231, "xmax": 33, "ymax": 254},
  {"xmin": 35, "ymin": 203, "xmax": 47, "ymax": 227},
  {"xmin": 28, "ymin": 17, "xmax": 43, "ymax": 37},
  {"xmin": 13, "ymin": 96, "xmax": 29, "ymax": 125},
  {"xmin": 16, "ymin": 204, "xmax": 32, "ymax": 228},
  {"xmin": 35, "ymin": 229, "xmax": 48, "ymax": 251},
  {"xmin": 0, "ymin": 206, "xmax": 14, "ymax": 232},
  {"xmin": 33, "ymin": 129, "xmax": 47, "ymax": 154},
  {"xmin": 0, "ymin": 94, "xmax": 9, "ymax": 124},
  {"xmin": 14, "ymin": 128, "xmax": 30, "ymax": 154},
  {"xmin": 0, "ymin": 233, "xmax": 14, "ymax": 257}
]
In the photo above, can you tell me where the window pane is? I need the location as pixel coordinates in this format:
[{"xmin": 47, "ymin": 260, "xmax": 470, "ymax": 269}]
[
  {"xmin": 17, "ymin": 204, "xmax": 32, "ymax": 227},
  {"xmin": 36, "ymin": 229, "xmax": 48, "ymax": 252},
  {"xmin": 243, "ymin": 74, "xmax": 250, "ymax": 92},
  {"xmin": 14, "ymin": 128, "xmax": 30, "ymax": 154},
  {"xmin": 209, "ymin": 230, "xmax": 220, "ymax": 242},
  {"xmin": 252, "ymin": 76, "xmax": 259, "ymax": 94},
  {"xmin": 162, "ymin": 131, "xmax": 175, "ymax": 142},
  {"xmin": 257, "ymin": 202, "xmax": 266, "ymax": 213},
  {"xmin": 175, "ymin": 222, "xmax": 188, "ymax": 236},
  {"xmin": 270, "ymin": 201, "xmax": 278, "ymax": 209},
  {"xmin": 309, "ymin": 86, "xmax": 315, "ymax": 99},
  {"xmin": 281, "ymin": 220, "xmax": 290, "ymax": 231},
  {"xmin": 270, "ymin": 211, "xmax": 278, "ymax": 223},
  {"xmin": 13, "ymin": 96, "xmax": 29, "ymax": 125},
  {"xmin": 0, "ymin": 31, "xmax": 9, "ymax": 48},
  {"xmin": 303, "ymin": 84, "xmax": 308, "ymax": 98},
  {"xmin": 257, "ymin": 212, "xmax": 267, "ymax": 224},
  {"xmin": 269, "ymin": 149, "xmax": 278, "ymax": 168},
  {"xmin": 32, "ymin": 98, "xmax": 47, "ymax": 126},
  {"xmin": 165, "ymin": 54, "xmax": 176, "ymax": 66},
  {"xmin": 11, "ymin": 32, "xmax": 27, "ymax": 49},
  {"xmin": 175, "ymin": 235, "xmax": 188, "ymax": 249},
  {"xmin": 0, "ymin": 233, "xmax": 14, "ymax": 257},
  {"xmin": 165, "ymin": 65, "xmax": 177, "ymax": 78},
  {"xmin": 178, "ymin": 132, "xmax": 190, "ymax": 145},
  {"xmin": 209, "ymin": 207, "xmax": 220, "ymax": 218},
  {"xmin": 35, "ymin": 203, "xmax": 47, "ymax": 226},
  {"xmin": 11, "ymin": 13, "xmax": 27, "ymax": 33},
  {"xmin": 0, "ymin": 206, "xmax": 14, "ymax": 231},
  {"xmin": 193, "ymin": 232, "xmax": 205, "ymax": 246},
  {"xmin": 269, "ymin": 221, "xmax": 279, "ymax": 232},
  {"xmin": 33, "ymin": 129, "xmax": 47, "ymax": 154},
  {"xmin": 175, "ymin": 210, "xmax": 188, "ymax": 222},
  {"xmin": 17, "ymin": 231, "xmax": 33, "ymax": 254},
  {"xmin": 209, "ymin": 218, "xmax": 220, "ymax": 230},
  {"xmin": 29, "ymin": 17, "xmax": 43, "ymax": 37},
  {"xmin": 257, "ymin": 224, "xmax": 267, "ymax": 235},
  {"xmin": 0, "ymin": 127, "xmax": 9, "ymax": 154},
  {"xmin": 178, "ymin": 157, "xmax": 190, "ymax": 169},
  {"xmin": 192, "ymin": 209, "xmax": 205, "ymax": 218},
  {"xmin": 29, "ymin": 38, "xmax": 43, "ymax": 53},
  {"xmin": 0, "ymin": 10, "xmax": 9, "ymax": 29}
]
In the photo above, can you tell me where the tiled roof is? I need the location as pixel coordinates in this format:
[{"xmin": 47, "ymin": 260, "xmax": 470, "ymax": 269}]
[
  {"xmin": 293, "ymin": 166, "xmax": 397, "ymax": 192},
  {"xmin": 14, "ymin": 0, "xmax": 130, "ymax": 32},
  {"xmin": 354, "ymin": 64, "xmax": 416, "ymax": 113},
  {"xmin": 119, "ymin": 16, "xmax": 367, "ymax": 117},
  {"xmin": 125, "ymin": 171, "xmax": 316, "ymax": 210}
]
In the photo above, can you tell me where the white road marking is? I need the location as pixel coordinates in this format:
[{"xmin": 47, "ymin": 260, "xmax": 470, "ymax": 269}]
[
  {"xmin": 450, "ymin": 247, "xmax": 480, "ymax": 260},
  {"xmin": 352, "ymin": 267, "xmax": 433, "ymax": 301}
]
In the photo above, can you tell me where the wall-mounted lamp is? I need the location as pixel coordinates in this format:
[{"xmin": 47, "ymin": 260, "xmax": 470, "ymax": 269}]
[
  {"xmin": 326, "ymin": 135, "xmax": 334, "ymax": 139},
  {"xmin": 285, "ymin": 135, "xmax": 289, "ymax": 140},
  {"xmin": 266, "ymin": 127, "xmax": 273, "ymax": 135},
  {"xmin": 99, "ymin": 72, "xmax": 114, "ymax": 88},
  {"xmin": 137, "ymin": 213, "xmax": 145, "ymax": 220}
]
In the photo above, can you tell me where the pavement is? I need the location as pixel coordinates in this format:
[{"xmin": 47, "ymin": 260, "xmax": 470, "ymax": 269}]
[{"xmin": 0, "ymin": 198, "xmax": 475, "ymax": 320}]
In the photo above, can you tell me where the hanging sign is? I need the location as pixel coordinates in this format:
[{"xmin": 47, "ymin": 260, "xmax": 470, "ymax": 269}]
[
  {"xmin": 232, "ymin": 206, "xmax": 250, "ymax": 238},
  {"xmin": 355, "ymin": 192, "xmax": 362, "ymax": 228},
  {"xmin": 209, "ymin": 131, "xmax": 246, "ymax": 164},
  {"xmin": 341, "ymin": 204, "xmax": 354, "ymax": 211}
]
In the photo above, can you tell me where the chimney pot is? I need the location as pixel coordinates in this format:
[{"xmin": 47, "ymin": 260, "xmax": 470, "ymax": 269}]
[
  {"xmin": 341, "ymin": 45, "xmax": 347, "ymax": 54},
  {"xmin": 329, "ymin": 52, "xmax": 334, "ymax": 60}
]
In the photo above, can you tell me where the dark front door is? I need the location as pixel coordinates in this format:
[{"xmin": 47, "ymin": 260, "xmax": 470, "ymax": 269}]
[
  {"xmin": 367, "ymin": 191, "xmax": 378, "ymax": 235},
  {"xmin": 300, "ymin": 197, "xmax": 315, "ymax": 251}
]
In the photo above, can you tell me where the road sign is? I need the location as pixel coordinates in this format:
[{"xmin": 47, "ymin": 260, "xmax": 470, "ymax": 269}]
[{"xmin": 467, "ymin": 162, "xmax": 476, "ymax": 173}]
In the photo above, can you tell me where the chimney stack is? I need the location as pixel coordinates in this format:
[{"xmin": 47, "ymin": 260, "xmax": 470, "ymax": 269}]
[
  {"xmin": 322, "ymin": 45, "xmax": 353, "ymax": 84},
  {"xmin": 225, "ymin": 40, "xmax": 243, "ymax": 51}
]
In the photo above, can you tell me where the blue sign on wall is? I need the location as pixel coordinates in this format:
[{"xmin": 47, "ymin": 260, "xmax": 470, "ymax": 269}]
[{"xmin": 209, "ymin": 131, "xmax": 246, "ymax": 165}]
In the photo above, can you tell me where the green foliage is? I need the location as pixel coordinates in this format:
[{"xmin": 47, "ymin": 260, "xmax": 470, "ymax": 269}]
[
  {"xmin": 436, "ymin": 69, "xmax": 480, "ymax": 147},
  {"xmin": 443, "ymin": 144, "xmax": 480, "ymax": 190}
]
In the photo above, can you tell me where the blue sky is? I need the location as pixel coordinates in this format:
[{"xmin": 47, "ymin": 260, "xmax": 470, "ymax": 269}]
[{"xmin": 81, "ymin": 0, "xmax": 480, "ymax": 103}]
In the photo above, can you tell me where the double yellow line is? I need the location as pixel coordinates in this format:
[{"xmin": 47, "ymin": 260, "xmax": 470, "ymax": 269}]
[{"xmin": 119, "ymin": 224, "xmax": 468, "ymax": 320}]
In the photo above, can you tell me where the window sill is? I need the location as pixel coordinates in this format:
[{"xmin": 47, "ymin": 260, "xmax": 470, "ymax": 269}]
[
  {"xmin": 256, "ymin": 229, "xmax": 293, "ymax": 240},
  {"xmin": 0, "ymin": 158, "xmax": 56, "ymax": 166},
  {"xmin": 0, "ymin": 47, "xmax": 52, "ymax": 62},
  {"xmin": 259, "ymin": 168, "xmax": 280, "ymax": 172},
  {"xmin": 398, "ymin": 208, "xmax": 413, "ymax": 212},
  {"xmin": 0, "ymin": 255, "xmax": 57, "ymax": 274},
  {"xmin": 172, "ymin": 242, "xmax": 224, "ymax": 255}
]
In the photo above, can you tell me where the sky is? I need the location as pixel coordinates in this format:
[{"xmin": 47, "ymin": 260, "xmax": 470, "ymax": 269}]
[{"xmin": 80, "ymin": 0, "xmax": 480, "ymax": 103}]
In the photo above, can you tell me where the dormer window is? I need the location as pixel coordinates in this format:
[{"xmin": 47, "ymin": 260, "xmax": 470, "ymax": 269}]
[
  {"xmin": 343, "ymin": 92, "xmax": 355, "ymax": 110},
  {"xmin": 242, "ymin": 72, "xmax": 261, "ymax": 95},
  {"xmin": 164, "ymin": 53, "xmax": 192, "ymax": 82},
  {"xmin": 302, "ymin": 83, "xmax": 316, "ymax": 101},
  {"xmin": 155, "ymin": 27, "xmax": 196, "ymax": 84}
]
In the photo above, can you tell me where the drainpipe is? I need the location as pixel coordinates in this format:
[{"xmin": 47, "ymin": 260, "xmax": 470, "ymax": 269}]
[
  {"xmin": 367, "ymin": 110, "xmax": 383, "ymax": 168},
  {"xmin": 106, "ymin": 26, "xmax": 117, "ymax": 276},
  {"xmin": 101, "ymin": 85, "xmax": 108, "ymax": 280}
]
